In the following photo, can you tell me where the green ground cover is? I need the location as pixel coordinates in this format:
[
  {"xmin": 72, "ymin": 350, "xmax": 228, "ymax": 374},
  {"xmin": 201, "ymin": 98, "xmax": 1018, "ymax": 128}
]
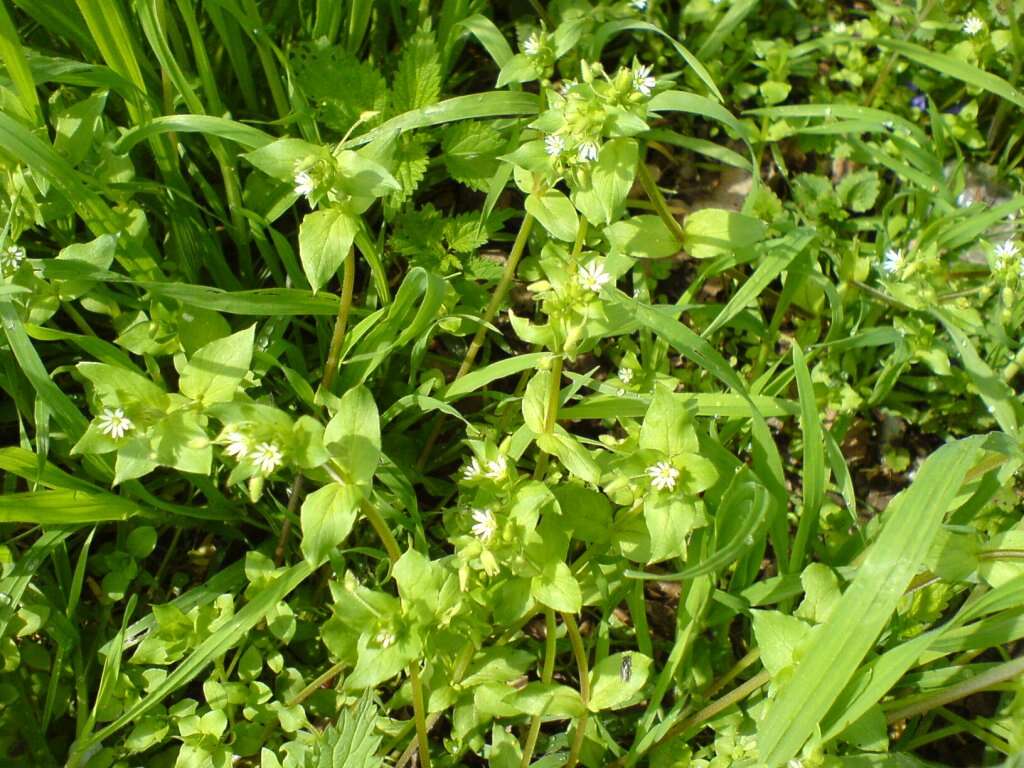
[{"xmin": 1, "ymin": 1, "xmax": 1024, "ymax": 766}]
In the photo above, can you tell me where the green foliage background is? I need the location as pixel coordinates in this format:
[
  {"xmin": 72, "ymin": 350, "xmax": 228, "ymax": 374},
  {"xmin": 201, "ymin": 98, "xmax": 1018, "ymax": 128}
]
[{"xmin": 1, "ymin": 1, "xmax": 1023, "ymax": 767}]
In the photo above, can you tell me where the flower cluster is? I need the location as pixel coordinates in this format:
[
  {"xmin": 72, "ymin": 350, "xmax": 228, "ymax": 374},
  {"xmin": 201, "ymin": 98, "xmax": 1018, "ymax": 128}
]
[
  {"xmin": 462, "ymin": 454, "xmax": 509, "ymax": 482},
  {"xmin": 218, "ymin": 427, "xmax": 284, "ymax": 476}
]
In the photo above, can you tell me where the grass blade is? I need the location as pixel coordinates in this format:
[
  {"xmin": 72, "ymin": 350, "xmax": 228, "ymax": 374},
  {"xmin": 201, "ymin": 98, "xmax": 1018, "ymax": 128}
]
[
  {"xmin": 757, "ymin": 434, "xmax": 992, "ymax": 766},
  {"xmin": 75, "ymin": 561, "xmax": 314, "ymax": 761},
  {"xmin": 878, "ymin": 37, "xmax": 1024, "ymax": 110}
]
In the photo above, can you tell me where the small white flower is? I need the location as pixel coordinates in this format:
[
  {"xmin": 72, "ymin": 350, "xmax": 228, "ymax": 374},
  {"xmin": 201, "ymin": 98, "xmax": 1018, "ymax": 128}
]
[
  {"xmin": 578, "ymin": 261, "xmax": 612, "ymax": 293},
  {"xmin": 523, "ymin": 33, "xmax": 541, "ymax": 56},
  {"xmin": 631, "ymin": 0, "xmax": 647, "ymax": 10},
  {"xmin": 375, "ymin": 630, "xmax": 396, "ymax": 648},
  {"xmin": 994, "ymin": 240, "xmax": 1019, "ymax": 269},
  {"xmin": 462, "ymin": 456, "xmax": 483, "ymax": 480},
  {"xmin": 963, "ymin": 15, "xmax": 984, "ymax": 35},
  {"xmin": 832, "ymin": 21, "xmax": 848, "ymax": 35},
  {"xmin": 0, "ymin": 244, "xmax": 25, "ymax": 274},
  {"xmin": 559, "ymin": 78, "xmax": 578, "ymax": 96},
  {"xmin": 250, "ymin": 441, "xmax": 283, "ymax": 475},
  {"xmin": 470, "ymin": 508, "xmax": 498, "ymax": 542},
  {"xmin": 223, "ymin": 431, "xmax": 249, "ymax": 459},
  {"xmin": 632, "ymin": 64, "xmax": 657, "ymax": 96},
  {"xmin": 293, "ymin": 170, "xmax": 314, "ymax": 198},
  {"xmin": 882, "ymin": 248, "xmax": 904, "ymax": 276},
  {"xmin": 97, "ymin": 407, "xmax": 134, "ymax": 440},
  {"xmin": 545, "ymin": 134, "xmax": 565, "ymax": 156},
  {"xmin": 619, "ymin": 367, "xmax": 634, "ymax": 384},
  {"xmin": 484, "ymin": 455, "xmax": 508, "ymax": 480},
  {"xmin": 646, "ymin": 461, "xmax": 680, "ymax": 492},
  {"xmin": 577, "ymin": 141, "xmax": 599, "ymax": 162}
]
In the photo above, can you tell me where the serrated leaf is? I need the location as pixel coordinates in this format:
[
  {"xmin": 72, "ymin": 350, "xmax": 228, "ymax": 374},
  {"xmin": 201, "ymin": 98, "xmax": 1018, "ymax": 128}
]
[
  {"xmin": 315, "ymin": 692, "xmax": 382, "ymax": 768},
  {"xmin": 442, "ymin": 120, "xmax": 504, "ymax": 191},
  {"xmin": 837, "ymin": 170, "xmax": 880, "ymax": 213},
  {"xmin": 391, "ymin": 26, "xmax": 441, "ymax": 113}
]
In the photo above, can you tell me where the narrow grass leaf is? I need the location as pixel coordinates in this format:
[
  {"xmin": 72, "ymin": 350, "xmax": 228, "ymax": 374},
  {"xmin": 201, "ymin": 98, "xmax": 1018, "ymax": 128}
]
[
  {"xmin": 758, "ymin": 435, "xmax": 988, "ymax": 766},
  {"xmin": 446, "ymin": 352, "xmax": 550, "ymax": 399},
  {"xmin": 878, "ymin": 37, "xmax": 1024, "ymax": 110},
  {"xmin": 84, "ymin": 561, "xmax": 313, "ymax": 752},
  {"xmin": 341, "ymin": 92, "xmax": 540, "ymax": 148},
  {"xmin": 459, "ymin": 14, "xmax": 514, "ymax": 68},
  {"xmin": 114, "ymin": 114, "xmax": 275, "ymax": 153}
]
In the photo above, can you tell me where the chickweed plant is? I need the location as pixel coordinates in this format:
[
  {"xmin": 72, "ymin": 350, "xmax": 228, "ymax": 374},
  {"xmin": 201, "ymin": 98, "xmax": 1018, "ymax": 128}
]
[{"xmin": 1, "ymin": 1, "xmax": 1024, "ymax": 767}]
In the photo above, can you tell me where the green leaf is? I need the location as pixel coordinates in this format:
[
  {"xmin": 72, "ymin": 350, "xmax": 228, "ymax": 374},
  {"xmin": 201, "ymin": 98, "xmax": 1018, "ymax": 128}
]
[
  {"xmin": 536, "ymin": 427, "xmax": 601, "ymax": 485},
  {"xmin": 299, "ymin": 209, "xmax": 357, "ymax": 294},
  {"xmin": 589, "ymin": 652, "xmax": 652, "ymax": 711},
  {"xmin": 525, "ymin": 189, "xmax": 579, "ymax": 242},
  {"xmin": 643, "ymin": 494, "xmax": 706, "ymax": 563},
  {"xmin": 702, "ymin": 229, "xmax": 813, "ymax": 338},
  {"xmin": 605, "ymin": 215, "xmax": 679, "ymax": 259},
  {"xmin": 681, "ymin": 208, "xmax": 766, "ymax": 259},
  {"xmin": 391, "ymin": 25, "xmax": 441, "ymax": 112},
  {"xmin": 459, "ymin": 15, "xmax": 514, "ymax": 67},
  {"xmin": 81, "ymin": 562, "xmax": 314, "ymax": 754},
  {"xmin": 445, "ymin": 352, "xmax": 550, "ymax": 399},
  {"xmin": 314, "ymin": 692, "xmax": 382, "ymax": 768},
  {"xmin": 300, "ymin": 483, "xmax": 361, "ymax": 567},
  {"xmin": 178, "ymin": 325, "xmax": 255, "ymax": 405},
  {"xmin": 878, "ymin": 37, "xmax": 1024, "ymax": 110},
  {"xmin": 531, "ymin": 561, "xmax": 581, "ymax": 613},
  {"xmin": 342, "ymin": 92, "xmax": 541, "ymax": 149},
  {"xmin": 0, "ymin": 489, "xmax": 146, "ymax": 524},
  {"xmin": 570, "ymin": 138, "xmax": 638, "ymax": 225},
  {"xmin": 114, "ymin": 114, "xmax": 275, "ymax": 153},
  {"xmin": 639, "ymin": 385, "xmax": 698, "ymax": 457},
  {"xmin": 837, "ymin": 170, "xmax": 880, "ymax": 213},
  {"xmin": 758, "ymin": 435, "xmax": 991, "ymax": 765},
  {"xmin": 324, "ymin": 386, "xmax": 381, "ymax": 486},
  {"xmin": 522, "ymin": 369, "xmax": 550, "ymax": 434},
  {"xmin": 751, "ymin": 610, "xmax": 813, "ymax": 676},
  {"xmin": 243, "ymin": 137, "xmax": 324, "ymax": 181}
]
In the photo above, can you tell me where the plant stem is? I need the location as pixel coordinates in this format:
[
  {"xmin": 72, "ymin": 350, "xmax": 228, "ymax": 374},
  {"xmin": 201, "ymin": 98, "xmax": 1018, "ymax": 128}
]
[
  {"xmin": 275, "ymin": 248, "xmax": 356, "ymax": 564},
  {"xmin": 287, "ymin": 659, "xmax": 346, "ymax": 707},
  {"xmin": 563, "ymin": 612, "xmax": 590, "ymax": 768},
  {"xmin": 360, "ymin": 497, "xmax": 430, "ymax": 767},
  {"xmin": 637, "ymin": 156, "xmax": 686, "ymax": 244},
  {"xmin": 395, "ymin": 642, "xmax": 476, "ymax": 768},
  {"xmin": 520, "ymin": 609, "xmax": 557, "ymax": 767},
  {"xmin": 416, "ymin": 212, "xmax": 535, "ymax": 471},
  {"xmin": 323, "ymin": 248, "xmax": 357, "ymax": 392},
  {"xmin": 885, "ymin": 655, "xmax": 1024, "ymax": 723}
]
